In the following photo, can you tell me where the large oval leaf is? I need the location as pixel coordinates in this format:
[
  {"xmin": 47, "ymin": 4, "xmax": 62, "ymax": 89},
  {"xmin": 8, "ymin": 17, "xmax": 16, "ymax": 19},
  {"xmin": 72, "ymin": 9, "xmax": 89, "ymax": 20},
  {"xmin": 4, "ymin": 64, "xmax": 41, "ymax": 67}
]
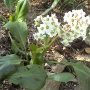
[
  {"xmin": 0, "ymin": 54, "xmax": 21, "ymax": 80},
  {"xmin": 49, "ymin": 72, "xmax": 75, "ymax": 83},
  {"xmin": 8, "ymin": 64, "xmax": 47, "ymax": 90},
  {"xmin": 4, "ymin": 21, "xmax": 28, "ymax": 48},
  {"xmin": 65, "ymin": 62, "xmax": 90, "ymax": 90}
]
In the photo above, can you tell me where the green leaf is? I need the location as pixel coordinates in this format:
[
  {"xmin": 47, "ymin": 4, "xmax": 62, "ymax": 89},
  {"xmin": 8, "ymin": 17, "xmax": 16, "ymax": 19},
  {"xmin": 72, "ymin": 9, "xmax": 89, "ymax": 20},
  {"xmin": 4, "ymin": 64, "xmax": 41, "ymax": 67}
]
[
  {"xmin": 65, "ymin": 62, "xmax": 90, "ymax": 90},
  {"xmin": 30, "ymin": 53, "xmax": 44, "ymax": 65},
  {"xmin": 3, "ymin": 0, "xmax": 17, "ymax": 12},
  {"xmin": 35, "ymin": 53, "xmax": 44, "ymax": 65},
  {"xmin": 44, "ymin": 35, "xmax": 50, "ymax": 45},
  {"xmin": 9, "ymin": 33, "xmax": 20, "ymax": 53},
  {"xmin": 0, "ymin": 14, "xmax": 7, "ymax": 22},
  {"xmin": 30, "ymin": 44, "xmax": 36, "ymax": 53},
  {"xmin": 9, "ymin": 15, "xmax": 16, "ymax": 22},
  {"xmin": 42, "ymin": 0, "xmax": 61, "ymax": 15},
  {"xmin": 49, "ymin": 72, "xmax": 75, "ymax": 83},
  {"xmin": 15, "ymin": 0, "xmax": 29, "ymax": 20},
  {"xmin": 0, "ymin": 54, "xmax": 21, "ymax": 80},
  {"xmin": 36, "ymin": 46, "xmax": 48, "ymax": 53},
  {"xmin": 10, "ymin": 37, "xmax": 20, "ymax": 53},
  {"xmin": 4, "ymin": 21, "xmax": 28, "ymax": 48},
  {"xmin": 8, "ymin": 64, "xmax": 47, "ymax": 90}
]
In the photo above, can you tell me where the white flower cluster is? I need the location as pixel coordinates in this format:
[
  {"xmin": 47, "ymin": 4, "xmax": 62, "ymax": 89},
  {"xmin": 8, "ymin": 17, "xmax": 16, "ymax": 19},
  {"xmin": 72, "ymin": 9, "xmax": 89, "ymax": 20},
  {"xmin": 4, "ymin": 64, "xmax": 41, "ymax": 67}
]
[
  {"xmin": 33, "ymin": 9, "xmax": 90, "ymax": 46},
  {"xmin": 33, "ymin": 14, "xmax": 60, "ymax": 41},
  {"xmin": 58, "ymin": 9, "xmax": 90, "ymax": 45}
]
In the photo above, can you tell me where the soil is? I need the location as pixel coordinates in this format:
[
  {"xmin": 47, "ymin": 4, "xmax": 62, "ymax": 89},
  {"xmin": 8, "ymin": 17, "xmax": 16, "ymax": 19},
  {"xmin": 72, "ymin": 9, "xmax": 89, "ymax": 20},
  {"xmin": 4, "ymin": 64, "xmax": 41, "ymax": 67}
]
[{"xmin": 0, "ymin": 0, "xmax": 90, "ymax": 90}]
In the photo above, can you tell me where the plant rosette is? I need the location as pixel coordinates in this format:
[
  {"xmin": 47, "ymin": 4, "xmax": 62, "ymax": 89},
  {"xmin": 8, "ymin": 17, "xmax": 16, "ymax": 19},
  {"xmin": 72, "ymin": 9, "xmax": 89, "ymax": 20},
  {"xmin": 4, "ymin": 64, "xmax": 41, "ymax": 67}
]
[{"xmin": 1, "ymin": 1, "xmax": 90, "ymax": 89}]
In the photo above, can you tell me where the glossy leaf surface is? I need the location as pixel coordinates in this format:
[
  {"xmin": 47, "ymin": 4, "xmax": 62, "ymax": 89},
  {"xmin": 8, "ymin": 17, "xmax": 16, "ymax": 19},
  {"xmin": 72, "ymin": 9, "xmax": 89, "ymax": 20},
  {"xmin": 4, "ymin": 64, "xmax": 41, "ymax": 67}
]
[
  {"xmin": 65, "ymin": 62, "xmax": 90, "ymax": 90},
  {"xmin": 8, "ymin": 64, "xmax": 47, "ymax": 90},
  {"xmin": 0, "ymin": 54, "xmax": 21, "ymax": 80},
  {"xmin": 4, "ymin": 21, "xmax": 28, "ymax": 48},
  {"xmin": 49, "ymin": 72, "xmax": 75, "ymax": 83},
  {"xmin": 15, "ymin": 0, "xmax": 29, "ymax": 20}
]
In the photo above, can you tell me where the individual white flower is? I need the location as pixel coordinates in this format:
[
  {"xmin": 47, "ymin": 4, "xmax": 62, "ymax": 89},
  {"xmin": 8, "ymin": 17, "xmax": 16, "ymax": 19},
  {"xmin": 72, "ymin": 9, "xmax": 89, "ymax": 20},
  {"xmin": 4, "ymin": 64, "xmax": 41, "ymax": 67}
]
[
  {"xmin": 38, "ymin": 33, "xmax": 46, "ymax": 40},
  {"xmin": 33, "ymin": 32, "xmax": 46, "ymax": 41},
  {"xmin": 33, "ymin": 33, "xmax": 40, "ymax": 41},
  {"xmin": 41, "ymin": 15, "xmax": 53, "ymax": 24},
  {"xmin": 48, "ymin": 26, "xmax": 58, "ymax": 37},
  {"xmin": 34, "ymin": 15, "xmax": 42, "ymax": 22},
  {"xmin": 37, "ymin": 24, "xmax": 46, "ymax": 34},
  {"xmin": 51, "ymin": 13, "xmax": 57, "ymax": 18},
  {"xmin": 67, "ymin": 17, "xmax": 75, "ymax": 26},
  {"xmin": 34, "ymin": 15, "xmax": 42, "ymax": 27},
  {"xmin": 45, "ymin": 24, "xmax": 53, "ymax": 34},
  {"xmin": 63, "ymin": 11, "xmax": 72, "ymax": 22},
  {"xmin": 53, "ymin": 18, "xmax": 60, "ymax": 26}
]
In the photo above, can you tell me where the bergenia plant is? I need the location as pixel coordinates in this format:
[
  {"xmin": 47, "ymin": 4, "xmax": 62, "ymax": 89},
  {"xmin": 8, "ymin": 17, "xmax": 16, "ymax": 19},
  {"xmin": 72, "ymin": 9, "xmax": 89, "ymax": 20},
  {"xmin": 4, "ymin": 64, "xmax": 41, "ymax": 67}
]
[
  {"xmin": 31, "ymin": 9, "xmax": 90, "ymax": 90},
  {"xmin": 0, "ymin": 0, "xmax": 90, "ymax": 89}
]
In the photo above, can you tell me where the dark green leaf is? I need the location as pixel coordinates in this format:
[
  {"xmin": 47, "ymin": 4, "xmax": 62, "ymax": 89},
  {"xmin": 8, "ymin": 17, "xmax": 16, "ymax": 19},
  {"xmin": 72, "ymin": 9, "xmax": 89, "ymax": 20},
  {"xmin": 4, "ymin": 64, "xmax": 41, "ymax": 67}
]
[
  {"xmin": 10, "ymin": 37, "xmax": 20, "ymax": 53},
  {"xmin": 36, "ymin": 46, "xmax": 48, "ymax": 53},
  {"xmin": 49, "ymin": 72, "xmax": 75, "ymax": 83},
  {"xmin": 8, "ymin": 64, "xmax": 47, "ymax": 90},
  {"xmin": 9, "ymin": 33, "xmax": 19, "ymax": 53},
  {"xmin": 30, "ymin": 53, "xmax": 44, "ymax": 65},
  {"xmin": 0, "ymin": 54, "xmax": 21, "ymax": 80},
  {"xmin": 65, "ymin": 62, "xmax": 90, "ymax": 90},
  {"xmin": 35, "ymin": 53, "xmax": 44, "ymax": 65},
  {"xmin": 4, "ymin": 21, "xmax": 28, "ymax": 48},
  {"xmin": 44, "ymin": 35, "xmax": 50, "ymax": 45},
  {"xmin": 3, "ymin": 0, "xmax": 17, "ymax": 11},
  {"xmin": 30, "ymin": 44, "xmax": 36, "ymax": 53},
  {"xmin": 15, "ymin": 0, "xmax": 29, "ymax": 20}
]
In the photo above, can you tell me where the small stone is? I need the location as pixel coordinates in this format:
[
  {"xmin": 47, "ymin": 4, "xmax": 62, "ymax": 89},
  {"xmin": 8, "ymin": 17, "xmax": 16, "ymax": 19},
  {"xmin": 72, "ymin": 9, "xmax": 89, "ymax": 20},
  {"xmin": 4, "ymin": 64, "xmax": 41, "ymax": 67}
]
[
  {"xmin": 85, "ymin": 38, "xmax": 90, "ymax": 46},
  {"xmin": 74, "ymin": 84, "xmax": 77, "ymax": 87},
  {"xmin": 44, "ymin": 63, "xmax": 50, "ymax": 67},
  {"xmin": 85, "ymin": 47, "xmax": 90, "ymax": 54},
  {"xmin": 51, "ymin": 66, "xmax": 57, "ymax": 72}
]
